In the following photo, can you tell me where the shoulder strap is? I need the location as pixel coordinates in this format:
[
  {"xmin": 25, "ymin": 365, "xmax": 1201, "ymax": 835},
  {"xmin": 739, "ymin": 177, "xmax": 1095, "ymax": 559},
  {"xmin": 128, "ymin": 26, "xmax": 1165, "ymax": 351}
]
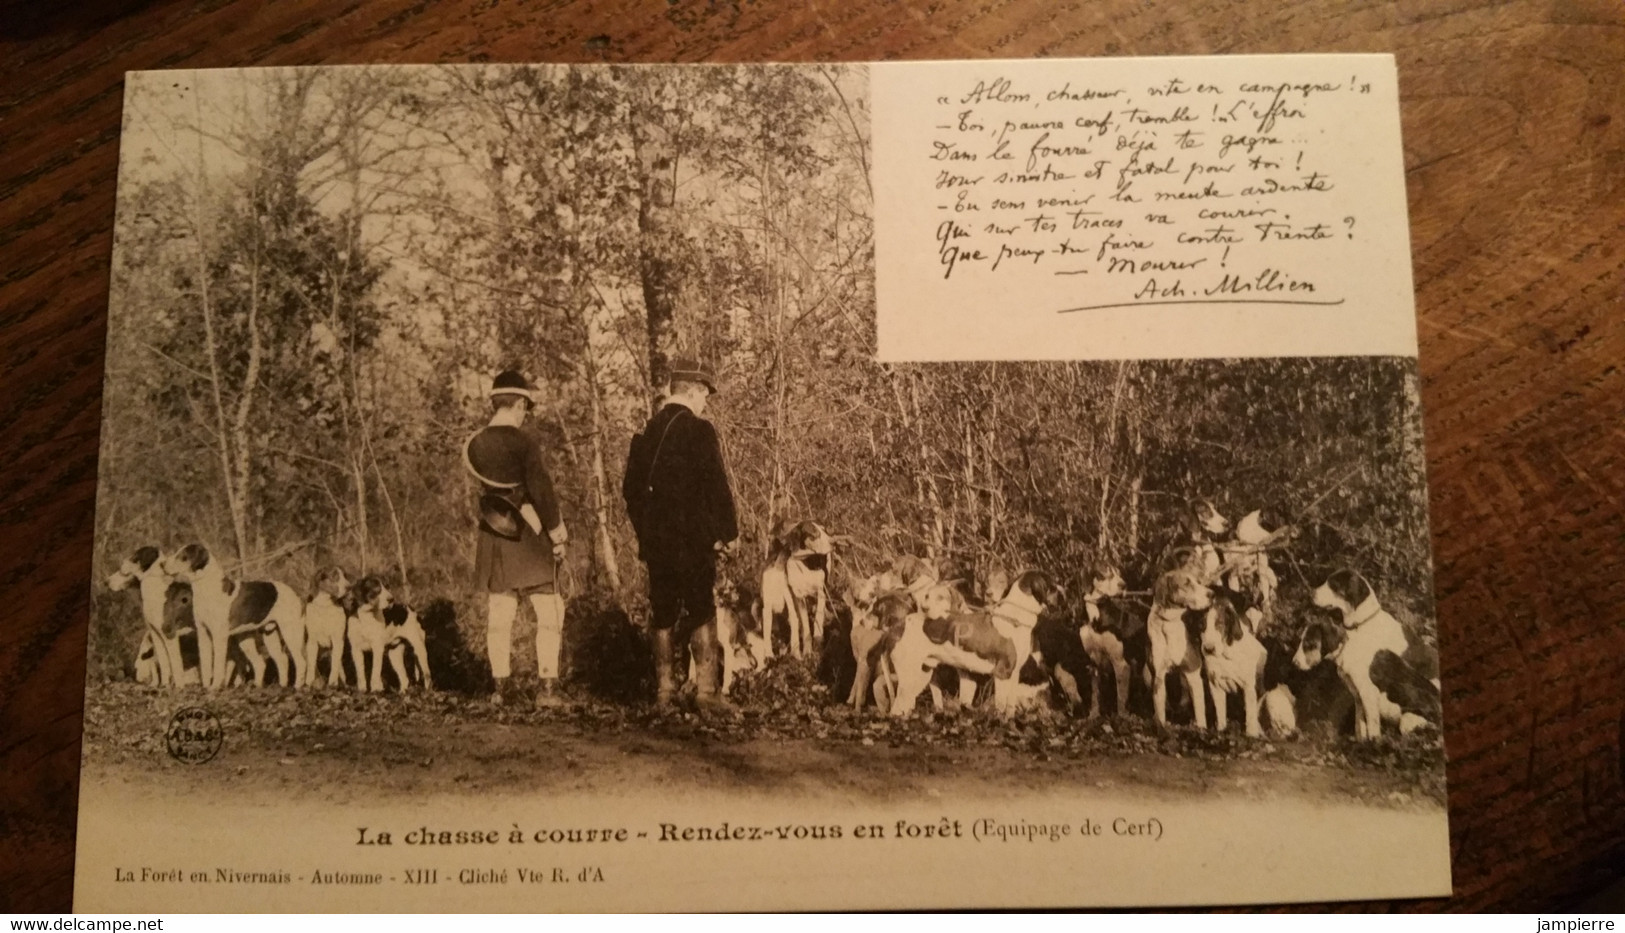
[{"xmin": 643, "ymin": 407, "xmax": 687, "ymax": 492}]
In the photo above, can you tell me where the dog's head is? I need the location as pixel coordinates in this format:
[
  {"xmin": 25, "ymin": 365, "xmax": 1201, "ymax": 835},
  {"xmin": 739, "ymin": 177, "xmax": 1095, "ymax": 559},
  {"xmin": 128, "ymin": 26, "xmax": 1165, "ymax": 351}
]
[
  {"xmin": 1312, "ymin": 568, "xmax": 1371, "ymax": 616},
  {"xmin": 918, "ymin": 583, "xmax": 958, "ymax": 620},
  {"xmin": 982, "ymin": 566, "xmax": 1010, "ymax": 605},
  {"xmin": 783, "ymin": 520, "xmax": 834, "ymax": 556},
  {"xmin": 1293, "ymin": 616, "xmax": 1348, "ymax": 670},
  {"xmin": 873, "ymin": 592, "xmax": 914, "ymax": 633},
  {"xmin": 890, "ymin": 554, "xmax": 935, "ymax": 588},
  {"xmin": 349, "ymin": 576, "xmax": 391, "ymax": 613},
  {"xmin": 1235, "ymin": 506, "xmax": 1290, "ymax": 546},
  {"xmin": 846, "ymin": 573, "xmax": 881, "ymax": 612},
  {"xmin": 163, "ymin": 581, "xmax": 194, "ymax": 631},
  {"xmin": 1193, "ymin": 500, "xmax": 1230, "ymax": 538},
  {"xmin": 1089, "ymin": 562, "xmax": 1125, "ymax": 599},
  {"xmin": 1009, "ymin": 569, "xmax": 1060, "ymax": 610},
  {"xmin": 108, "ymin": 545, "xmax": 164, "ymax": 591},
  {"xmin": 1201, "ymin": 592, "xmax": 1247, "ymax": 656},
  {"xmin": 1153, "ymin": 568, "xmax": 1211, "ymax": 612},
  {"xmin": 161, "ymin": 543, "xmax": 213, "ymax": 580},
  {"xmin": 312, "ymin": 566, "xmax": 350, "ymax": 600}
]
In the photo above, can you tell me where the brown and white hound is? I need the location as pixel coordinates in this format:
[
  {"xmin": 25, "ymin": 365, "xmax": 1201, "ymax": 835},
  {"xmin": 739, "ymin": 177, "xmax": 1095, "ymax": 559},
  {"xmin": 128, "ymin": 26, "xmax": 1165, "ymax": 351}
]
[
  {"xmin": 1145, "ymin": 566, "xmax": 1212, "ymax": 729},
  {"xmin": 162, "ymin": 544, "xmax": 307, "ymax": 689},
  {"xmin": 887, "ymin": 570, "xmax": 1058, "ymax": 717},
  {"xmin": 759, "ymin": 520, "xmax": 835, "ymax": 658}
]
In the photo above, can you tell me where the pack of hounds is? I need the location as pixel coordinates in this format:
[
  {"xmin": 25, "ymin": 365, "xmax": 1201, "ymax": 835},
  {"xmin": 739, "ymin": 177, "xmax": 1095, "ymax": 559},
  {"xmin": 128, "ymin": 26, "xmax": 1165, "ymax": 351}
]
[
  {"xmin": 109, "ymin": 543, "xmax": 431, "ymax": 693},
  {"xmin": 107, "ymin": 503, "xmax": 1443, "ymax": 742},
  {"xmin": 727, "ymin": 508, "xmax": 1442, "ymax": 741}
]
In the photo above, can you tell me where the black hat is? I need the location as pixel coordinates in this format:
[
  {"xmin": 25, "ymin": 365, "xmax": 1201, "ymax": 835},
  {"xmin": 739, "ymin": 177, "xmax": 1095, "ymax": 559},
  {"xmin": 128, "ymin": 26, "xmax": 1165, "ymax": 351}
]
[
  {"xmin": 489, "ymin": 370, "xmax": 538, "ymax": 403},
  {"xmin": 668, "ymin": 358, "xmax": 717, "ymax": 394}
]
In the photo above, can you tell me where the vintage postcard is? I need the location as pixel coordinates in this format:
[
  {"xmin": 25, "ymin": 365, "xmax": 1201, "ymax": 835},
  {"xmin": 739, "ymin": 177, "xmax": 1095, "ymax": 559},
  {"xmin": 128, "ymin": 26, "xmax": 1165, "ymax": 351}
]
[{"xmin": 76, "ymin": 55, "xmax": 1449, "ymax": 911}]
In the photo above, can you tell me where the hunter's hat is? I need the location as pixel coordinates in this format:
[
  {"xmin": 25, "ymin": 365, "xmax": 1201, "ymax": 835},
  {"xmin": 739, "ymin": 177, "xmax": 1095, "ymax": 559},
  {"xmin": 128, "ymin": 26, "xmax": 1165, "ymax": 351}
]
[
  {"xmin": 489, "ymin": 370, "xmax": 538, "ymax": 403},
  {"xmin": 668, "ymin": 358, "xmax": 717, "ymax": 394}
]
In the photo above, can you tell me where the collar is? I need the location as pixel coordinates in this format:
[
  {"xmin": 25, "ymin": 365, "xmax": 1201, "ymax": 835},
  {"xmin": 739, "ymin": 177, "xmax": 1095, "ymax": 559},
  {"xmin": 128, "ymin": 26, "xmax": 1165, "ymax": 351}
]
[
  {"xmin": 665, "ymin": 396, "xmax": 701, "ymax": 415},
  {"xmin": 1344, "ymin": 593, "xmax": 1383, "ymax": 629},
  {"xmin": 992, "ymin": 588, "xmax": 1043, "ymax": 628}
]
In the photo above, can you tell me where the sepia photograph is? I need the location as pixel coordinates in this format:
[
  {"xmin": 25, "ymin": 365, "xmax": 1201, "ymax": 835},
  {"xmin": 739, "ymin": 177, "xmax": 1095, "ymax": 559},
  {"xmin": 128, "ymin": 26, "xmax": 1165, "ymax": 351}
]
[{"xmin": 76, "ymin": 61, "xmax": 1448, "ymax": 910}]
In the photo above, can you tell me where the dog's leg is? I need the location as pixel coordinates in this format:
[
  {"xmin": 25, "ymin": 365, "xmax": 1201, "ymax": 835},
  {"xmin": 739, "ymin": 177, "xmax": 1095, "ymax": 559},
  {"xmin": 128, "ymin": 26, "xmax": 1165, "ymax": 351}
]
[
  {"xmin": 303, "ymin": 630, "xmax": 323, "ymax": 689},
  {"xmin": 787, "ymin": 592, "xmax": 805, "ymax": 659},
  {"xmin": 1054, "ymin": 666, "xmax": 1084, "ymax": 714},
  {"xmin": 346, "ymin": 630, "xmax": 365, "ymax": 689},
  {"xmin": 1184, "ymin": 666, "xmax": 1208, "ymax": 730},
  {"xmin": 890, "ymin": 659, "xmax": 932, "ymax": 717},
  {"xmin": 328, "ymin": 630, "xmax": 347, "ymax": 688},
  {"xmin": 813, "ymin": 586, "xmax": 827, "ymax": 652},
  {"xmin": 200, "ymin": 624, "xmax": 225, "ymax": 690},
  {"xmin": 1112, "ymin": 658, "xmax": 1131, "ymax": 718},
  {"xmin": 406, "ymin": 630, "xmax": 433, "ymax": 692},
  {"xmin": 1243, "ymin": 682, "xmax": 1261, "ymax": 738},
  {"xmin": 1151, "ymin": 663, "xmax": 1169, "ymax": 726},
  {"xmin": 1209, "ymin": 677, "xmax": 1229, "ymax": 733},
  {"xmin": 148, "ymin": 624, "xmax": 176, "ymax": 688},
  {"xmin": 242, "ymin": 637, "xmax": 268, "ymax": 688},
  {"xmin": 874, "ymin": 661, "xmax": 895, "ymax": 715},
  {"xmin": 956, "ymin": 671, "xmax": 978, "ymax": 709},
  {"xmin": 385, "ymin": 643, "xmax": 409, "ymax": 692},
  {"xmin": 262, "ymin": 628, "xmax": 291, "ymax": 688},
  {"xmin": 1085, "ymin": 663, "xmax": 1102, "ymax": 718},
  {"xmin": 368, "ymin": 639, "xmax": 385, "ymax": 692}
]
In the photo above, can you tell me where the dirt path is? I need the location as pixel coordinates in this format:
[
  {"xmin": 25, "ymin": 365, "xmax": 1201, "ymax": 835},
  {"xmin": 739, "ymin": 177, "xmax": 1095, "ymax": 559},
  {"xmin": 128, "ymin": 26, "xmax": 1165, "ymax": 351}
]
[{"xmin": 83, "ymin": 686, "xmax": 1442, "ymax": 811}]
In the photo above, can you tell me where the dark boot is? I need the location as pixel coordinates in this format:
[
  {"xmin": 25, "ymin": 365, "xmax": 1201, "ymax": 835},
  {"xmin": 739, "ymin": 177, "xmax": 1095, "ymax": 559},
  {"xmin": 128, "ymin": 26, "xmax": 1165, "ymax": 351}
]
[
  {"xmin": 534, "ymin": 677, "xmax": 565, "ymax": 710},
  {"xmin": 690, "ymin": 620, "xmax": 731, "ymax": 713},
  {"xmin": 652, "ymin": 628, "xmax": 677, "ymax": 709}
]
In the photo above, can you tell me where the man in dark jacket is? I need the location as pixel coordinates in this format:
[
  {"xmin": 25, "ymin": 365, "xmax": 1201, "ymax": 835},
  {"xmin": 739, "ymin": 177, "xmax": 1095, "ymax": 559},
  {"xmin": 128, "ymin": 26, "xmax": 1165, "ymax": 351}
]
[
  {"xmin": 622, "ymin": 358, "xmax": 738, "ymax": 710},
  {"xmin": 464, "ymin": 370, "xmax": 569, "ymax": 707}
]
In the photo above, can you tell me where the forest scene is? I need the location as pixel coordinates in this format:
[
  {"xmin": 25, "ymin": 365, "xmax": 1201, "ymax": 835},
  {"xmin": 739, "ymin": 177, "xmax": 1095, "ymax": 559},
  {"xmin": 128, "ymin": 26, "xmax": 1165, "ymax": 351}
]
[{"xmin": 86, "ymin": 64, "xmax": 1441, "ymax": 798}]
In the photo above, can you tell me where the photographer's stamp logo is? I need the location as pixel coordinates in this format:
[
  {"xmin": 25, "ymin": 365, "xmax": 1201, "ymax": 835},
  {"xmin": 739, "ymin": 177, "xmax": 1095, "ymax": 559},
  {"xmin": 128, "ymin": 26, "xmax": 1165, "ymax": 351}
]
[{"xmin": 165, "ymin": 706, "xmax": 223, "ymax": 764}]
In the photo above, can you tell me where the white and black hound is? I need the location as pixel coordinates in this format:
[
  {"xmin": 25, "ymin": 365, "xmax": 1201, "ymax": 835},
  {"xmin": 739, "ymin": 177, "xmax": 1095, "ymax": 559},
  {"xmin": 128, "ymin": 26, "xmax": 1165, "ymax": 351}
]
[
  {"xmin": 1199, "ymin": 591, "xmax": 1269, "ymax": 737},
  {"xmin": 759, "ymin": 520, "xmax": 834, "ymax": 658},
  {"xmin": 1303, "ymin": 569, "xmax": 1440, "ymax": 738},
  {"xmin": 162, "ymin": 544, "xmax": 307, "ymax": 689},
  {"xmin": 346, "ymin": 576, "xmax": 433, "ymax": 692},
  {"xmin": 304, "ymin": 567, "xmax": 351, "ymax": 688},
  {"xmin": 108, "ymin": 546, "xmax": 184, "ymax": 688},
  {"xmin": 1072, "ymin": 564, "xmax": 1145, "ymax": 718}
]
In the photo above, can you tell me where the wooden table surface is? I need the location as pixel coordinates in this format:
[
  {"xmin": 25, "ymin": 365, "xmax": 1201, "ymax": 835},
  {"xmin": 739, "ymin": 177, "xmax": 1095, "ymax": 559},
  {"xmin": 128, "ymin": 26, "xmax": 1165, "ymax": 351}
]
[{"xmin": 2, "ymin": 0, "xmax": 1622, "ymax": 913}]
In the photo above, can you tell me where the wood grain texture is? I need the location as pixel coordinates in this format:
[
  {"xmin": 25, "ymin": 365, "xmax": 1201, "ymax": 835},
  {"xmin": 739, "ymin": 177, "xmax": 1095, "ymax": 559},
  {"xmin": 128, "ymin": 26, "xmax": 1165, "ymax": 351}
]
[{"xmin": 2, "ymin": 0, "xmax": 1621, "ymax": 912}]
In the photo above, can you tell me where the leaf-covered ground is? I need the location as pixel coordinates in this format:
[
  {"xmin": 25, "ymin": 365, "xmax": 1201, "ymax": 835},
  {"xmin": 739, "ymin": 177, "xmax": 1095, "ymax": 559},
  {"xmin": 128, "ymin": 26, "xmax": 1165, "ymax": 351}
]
[{"xmin": 81, "ymin": 658, "xmax": 1447, "ymax": 808}]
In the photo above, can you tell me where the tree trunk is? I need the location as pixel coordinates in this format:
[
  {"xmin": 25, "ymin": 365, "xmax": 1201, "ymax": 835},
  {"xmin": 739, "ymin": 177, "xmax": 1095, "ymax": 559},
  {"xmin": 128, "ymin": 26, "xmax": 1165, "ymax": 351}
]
[{"xmin": 627, "ymin": 75, "xmax": 680, "ymax": 411}]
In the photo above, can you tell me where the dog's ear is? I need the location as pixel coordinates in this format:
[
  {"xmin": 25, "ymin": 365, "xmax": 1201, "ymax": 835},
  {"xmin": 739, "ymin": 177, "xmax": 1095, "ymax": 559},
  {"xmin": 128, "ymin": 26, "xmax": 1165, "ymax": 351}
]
[
  {"xmin": 1153, "ymin": 571, "xmax": 1178, "ymax": 608},
  {"xmin": 1221, "ymin": 598, "xmax": 1244, "ymax": 645},
  {"xmin": 176, "ymin": 544, "xmax": 210, "ymax": 572},
  {"xmin": 1326, "ymin": 569, "xmax": 1371, "ymax": 607},
  {"xmin": 132, "ymin": 546, "xmax": 160, "ymax": 572},
  {"xmin": 1012, "ymin": 570, "xmax": 1053, "ymax": 606}
]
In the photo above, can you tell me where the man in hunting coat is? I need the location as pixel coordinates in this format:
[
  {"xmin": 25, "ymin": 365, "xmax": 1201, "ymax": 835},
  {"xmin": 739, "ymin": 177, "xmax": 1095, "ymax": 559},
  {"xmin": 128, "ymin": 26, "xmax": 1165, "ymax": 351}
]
[
  {"xmin": 622, "ymin": 358, "xmax": 739, "ymax": 710},
  {"xmin": 464, "ymin": 370, "xmax": 569, "ymax": 707}
]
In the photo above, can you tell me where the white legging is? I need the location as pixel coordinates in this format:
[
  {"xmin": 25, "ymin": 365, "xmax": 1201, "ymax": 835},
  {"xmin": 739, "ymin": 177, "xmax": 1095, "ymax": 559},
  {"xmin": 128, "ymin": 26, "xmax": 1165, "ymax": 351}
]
[{"xmin": 487, "ymin": 592, "xmax": 565, "ymax": 680}]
